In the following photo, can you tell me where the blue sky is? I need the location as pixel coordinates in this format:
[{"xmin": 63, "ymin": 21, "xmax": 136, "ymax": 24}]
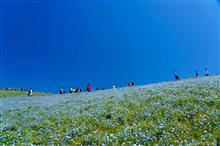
[{"xmin": 0, "ymin": 0, "xmax": 219, "ymax": 92}]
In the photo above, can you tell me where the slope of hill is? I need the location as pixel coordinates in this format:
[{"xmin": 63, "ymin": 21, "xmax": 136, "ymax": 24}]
[
  {"xmin": 1, "ymin": 76, "xmax": 220, "ymax": 145},
  {"xmin": 0, "ymin": 89, "xmax": 49, "ymax": 98}
]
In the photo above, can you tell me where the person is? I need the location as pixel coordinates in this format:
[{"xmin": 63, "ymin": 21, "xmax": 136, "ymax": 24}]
[
  {"xmin": 70, "ymin": 87, "xmax": 74, "ymax": 93},
  {"xmin": 75, "ymin": 88, "xmax": 79, "ymax": 93},
  {"xmin": 112, "ymin": 84, "xmax": 116, "ymax": 89},
  {"xmin": 74, "ymin": 88, "xmax": 77, "ymax": 93},
  {"xmin": 128, "ymin": 82, "xmax": 132, "ymax": 87},
  {"xmin": 174, "ymin": 71, "xmax": 180, "ymax": 81},
  {"xmin": 205, "ymin": 68, "xmax": 209, "ymax": 76},
  {"xmin": 28, "ymin": 88, "xmax": 33, "ymax": 96},
  {"xmin": 195, "ymin": 70, "xmax": 199, "ymax": 78},
  {"xmin": 60, "ymin": 87, "xmax": 64, "ymax": 94},
  {"xmin": 131, "ymin": 82, "xmax": 134, "ymax": 86},
  {"xmin": 86, "ymin": 84, "xmax": 91, "ymax": 92}
]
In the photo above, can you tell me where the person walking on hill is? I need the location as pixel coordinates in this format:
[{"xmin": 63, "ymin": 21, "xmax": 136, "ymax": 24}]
[
  {"xmin": 75, "ymin": 87, "xmax": 81, "ymax": 93},
  {"xmin": 28, "ymin": 88, "xmax": 33, "ymax": 96},
  {"xmin": 70, "ymin": 87, "xmax": 74, "ymax": 93},
  {"xmin": 205, "ymin": 68, "xmax": 209, "ymax": 76},
  {"xmin": 195, "ymin": 70, "xmax": 199, "ymax": 78},
  {"xmin": 174, "ymin": 71, "xmax": 180, "ymax": 81},
  {"xmin": 60, "ymin": 87, "xmax": 64, "ymax": 94},
  {"xmin": 113, "ymin": 84, "xmax": 116, "ymax": 89},
  {"xmin": 86, "ymin": 84, "xmax": 91, "ymax": 92},
  {"xmin": 131, "ymin": 82, "xmax": 134, "ymax": 86}
]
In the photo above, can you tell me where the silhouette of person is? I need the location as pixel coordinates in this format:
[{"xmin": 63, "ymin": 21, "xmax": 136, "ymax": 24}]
[
  {"xmin": 70, "ymin": 87, "xmax": 74, "ymax": 93},
  {"xmin": 195, "ymin": 71, "xmax": 199, "ymax": 78},
  {"xmin": 205, "ymin": 68, "xmax": 209, "ymax": 76},
  {"xmin": 86, "ymin": 84, "xmax": 91, "ymax": 92},
  {"xmin": 174, "ymin": 71, "xmax": 180, "ymax": 81},
  {"xmin": 60, "ymin": 87, "xmax": 64, "ymax": 94},
  {"xmin": 28, "ymin": 88, "xmax": 33, "ymax": 96}
]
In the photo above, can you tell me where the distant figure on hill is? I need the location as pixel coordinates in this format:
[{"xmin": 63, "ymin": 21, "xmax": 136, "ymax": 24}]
[
  {"xmin": 28, "ymin": 88, "xmax": 33, "ymax": 96},
  {"xmin": 86, "ymin": 84, "xmax": 91, "ymax": 92},
  {"xmin": 112, "ymin": 84, "xmax": 116, "ymax": 89},
  {"xmin": 60, "ymin": 87, "xmax": 64, "ymax": 94},
  {"xmin": 205, "ymin": 68, "xmax": 209, "ymax": 76},
  {"xmin": 195, "ymin": 70, "xmax": 199, "ymax": 78},
  {"xmin": 70, "ymin": 87, "xmax": 74, "ymax": 93},
  {"xmin": 174, "ymin": 71, "xmax": 180, "ymax": 81},
  {"xmin": 75, "ymin": 88, "xmax": 81, "ymax": 93},
  {"xmin": 128, "ymin": 81, "xmax": 134, "ymax": 87}
]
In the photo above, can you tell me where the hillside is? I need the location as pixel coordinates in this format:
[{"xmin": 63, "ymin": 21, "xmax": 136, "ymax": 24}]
[
  {"xmin": 0, "ymin": 89, "xmax": 49, "ymax": 98},
  {"xmin": 1, "ymin": 76, "xmax": 220, "ymax": 145}
]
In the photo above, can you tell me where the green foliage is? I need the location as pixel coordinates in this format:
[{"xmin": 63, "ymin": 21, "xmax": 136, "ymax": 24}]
[{"xmin": 0, "ymin": 90, "xmax": 49, "ymax": 98}]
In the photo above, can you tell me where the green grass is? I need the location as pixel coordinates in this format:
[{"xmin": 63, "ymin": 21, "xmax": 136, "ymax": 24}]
[{"xmin": 0, "ymin": 90, "xmax": 49, "ymax": 98}]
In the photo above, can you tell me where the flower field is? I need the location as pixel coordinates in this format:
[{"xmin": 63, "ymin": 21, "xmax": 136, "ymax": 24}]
[{"xmin": 1, "ymin": 76, "xmax": 220, "ymax": 145}]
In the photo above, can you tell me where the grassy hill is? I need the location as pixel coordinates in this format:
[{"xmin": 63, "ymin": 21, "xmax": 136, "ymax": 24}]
[
  {"xmin": 1, "ymin": 76, "xmax": 220, "ymax": 145},
  {"xmin": 0, "ymin": 89, "xmax": 49, "ymax": 98}
]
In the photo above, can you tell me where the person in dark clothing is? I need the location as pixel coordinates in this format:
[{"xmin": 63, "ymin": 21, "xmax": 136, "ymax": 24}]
[
  {"xmin": 195, "ymin": 71, "xmax": 199, "ymax": 78},
  {"xmin": 174, "ymin": 71, "xmax": 180, "ymax": 81},
  {"xmin": 205, "ymin": 68, "xmax": 209, "ymax": 76},
  {"xmin": 60, "ymin": 87, "xmax": 64, "ymax": 94},
  {"xmin": 28, "ymin": 88, "xmax": 33, "ymax": 96},
  {"xmin": 128, "ymin": 82, "xmax": 132, "ymax": 87},
  {"xmin": 131, "ymin": 82, "xmax": 134, "ymax": 86},
  {"xmin": 86, "ymin": 84, "xmax": 91, "ymax": 92},
  {"xmin": 70, "ymin": 87, "xmax": 74, "ymax": 93},
  {"xmin": 74, "ymin": 88, "xmax": 81, "ymax": 93},
  {"xmin": 75, "ymin": 88, "xmax": 78, "ymax": 93}
]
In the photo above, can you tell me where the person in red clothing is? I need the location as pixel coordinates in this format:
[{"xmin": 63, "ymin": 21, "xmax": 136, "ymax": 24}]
[{"xmin": 86, "ymin": 83, "xmax": 91, "ymax": 92}]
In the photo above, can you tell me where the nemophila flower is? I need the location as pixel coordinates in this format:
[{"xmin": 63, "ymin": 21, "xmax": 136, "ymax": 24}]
[{"xmin": 1, "ymin": 76, "xmax": 220, "ymax": 145}]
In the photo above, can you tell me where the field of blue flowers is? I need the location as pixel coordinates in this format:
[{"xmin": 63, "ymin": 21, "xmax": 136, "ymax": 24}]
[{"xmin": 1, "ymin": 76, "xmax": 220, "ymax": 145}]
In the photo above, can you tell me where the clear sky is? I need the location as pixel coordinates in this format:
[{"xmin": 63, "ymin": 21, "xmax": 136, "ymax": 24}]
[{"xmin": 0, "ymin": 0, "xmax": 219, "ymax": 92}]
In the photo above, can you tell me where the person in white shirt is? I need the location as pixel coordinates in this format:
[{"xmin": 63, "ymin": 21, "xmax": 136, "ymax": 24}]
[
  {"xmin": 28, "ymin": 88, "xmax": 33, "ymax": 96},
  {"xmin": 60, "ymin": 87, "xmax": 64, "ymax": 94},
  {"xmin": 70, "ymin": 87, "xmax": 74, "ymax": 93},
  {"xmin": 113, "ymin": 84, "xmax": 116, "ymax": 89}
]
